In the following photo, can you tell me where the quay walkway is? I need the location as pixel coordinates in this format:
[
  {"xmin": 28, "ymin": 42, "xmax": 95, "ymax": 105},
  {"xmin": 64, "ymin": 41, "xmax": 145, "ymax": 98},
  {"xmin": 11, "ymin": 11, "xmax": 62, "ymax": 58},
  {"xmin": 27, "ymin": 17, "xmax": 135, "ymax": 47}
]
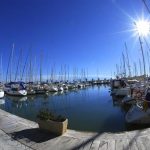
[{"xmin": 0, "ymin": 109, "xmax": 150, "ymax": 150}]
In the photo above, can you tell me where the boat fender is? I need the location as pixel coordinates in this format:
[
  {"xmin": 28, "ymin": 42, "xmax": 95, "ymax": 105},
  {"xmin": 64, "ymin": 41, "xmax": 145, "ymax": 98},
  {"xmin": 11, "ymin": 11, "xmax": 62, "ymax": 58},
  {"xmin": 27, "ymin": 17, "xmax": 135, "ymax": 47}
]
[{"xmin": 136, "ymin": 91, "xmax": 142, "ymax": 98}]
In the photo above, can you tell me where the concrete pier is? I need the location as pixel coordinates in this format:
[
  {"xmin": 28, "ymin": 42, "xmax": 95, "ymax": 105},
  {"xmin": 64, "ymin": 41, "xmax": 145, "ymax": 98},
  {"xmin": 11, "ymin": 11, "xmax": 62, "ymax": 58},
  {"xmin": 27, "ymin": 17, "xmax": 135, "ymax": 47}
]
[{"xmin": 0, "ymin": 109, "xmax": 150, "ymax": 150}]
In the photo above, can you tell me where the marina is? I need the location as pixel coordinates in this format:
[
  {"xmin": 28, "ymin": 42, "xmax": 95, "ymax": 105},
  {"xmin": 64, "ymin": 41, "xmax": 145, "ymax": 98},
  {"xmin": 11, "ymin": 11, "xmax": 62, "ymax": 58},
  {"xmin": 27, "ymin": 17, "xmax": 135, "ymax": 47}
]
[
  {"xmin": 1, "ymin": 80, "xmax": 150, "ymax": 134},
  {"xmin": 0, "ymin": 84, "xmax": 128, "ymax": 133},
  {"xmin": 2, "ymin": 0, "xmax": 150, "ymax": 149}
]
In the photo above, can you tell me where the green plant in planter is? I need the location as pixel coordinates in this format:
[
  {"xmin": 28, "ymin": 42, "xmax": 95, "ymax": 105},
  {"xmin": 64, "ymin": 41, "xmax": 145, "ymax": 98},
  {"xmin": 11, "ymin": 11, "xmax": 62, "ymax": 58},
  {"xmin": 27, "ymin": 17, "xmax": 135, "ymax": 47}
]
[
  {"xmin": 37, "ymin": 109, "xmax": 66, "ymax": 122},
  {"xmin": 37, "ymin": 109, "xmax": 68, "ymax": 135}
]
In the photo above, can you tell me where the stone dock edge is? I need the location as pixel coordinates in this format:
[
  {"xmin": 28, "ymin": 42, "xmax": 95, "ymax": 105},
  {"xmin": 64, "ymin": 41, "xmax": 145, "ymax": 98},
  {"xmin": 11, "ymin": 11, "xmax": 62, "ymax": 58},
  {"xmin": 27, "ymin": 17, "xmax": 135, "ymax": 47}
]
[{"xmin": 0, "ymin": 108, "xmax": 150, "ymax": 150}]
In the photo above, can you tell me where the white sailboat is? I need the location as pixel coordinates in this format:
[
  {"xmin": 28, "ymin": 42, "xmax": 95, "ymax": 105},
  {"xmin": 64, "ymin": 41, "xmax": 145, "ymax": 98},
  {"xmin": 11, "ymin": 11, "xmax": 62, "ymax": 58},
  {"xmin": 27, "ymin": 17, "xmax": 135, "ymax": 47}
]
[
  {"xmin": 49, "ymin": 85, "xmax": 58, "ymax": 92},
  {"xmin": 57, "ymin": 85, "xmax": 64, "ymax": 91},
  {"xmin": 34, "ymin": 84, "xmax": 47, "ymax": 94},
  {"xmin": 5, "ymin": 82, "xmax": 27, "ymax": 96}
]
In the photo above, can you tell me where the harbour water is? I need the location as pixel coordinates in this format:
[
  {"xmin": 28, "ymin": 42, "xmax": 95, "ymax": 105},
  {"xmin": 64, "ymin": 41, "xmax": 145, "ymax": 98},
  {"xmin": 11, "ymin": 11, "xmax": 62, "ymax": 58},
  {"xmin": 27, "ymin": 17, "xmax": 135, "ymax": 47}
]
[{"xmin": 0, "ymin": 85, "xmax": 131, "ymax": 133}]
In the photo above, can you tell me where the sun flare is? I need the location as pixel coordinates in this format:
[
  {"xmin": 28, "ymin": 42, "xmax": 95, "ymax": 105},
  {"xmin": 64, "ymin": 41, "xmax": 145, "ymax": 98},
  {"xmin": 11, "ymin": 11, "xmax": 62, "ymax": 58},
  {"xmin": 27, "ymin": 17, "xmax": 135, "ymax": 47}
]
[{"xmin": 135, "ymin": 20, "xmax": 150, "ymax": 36}]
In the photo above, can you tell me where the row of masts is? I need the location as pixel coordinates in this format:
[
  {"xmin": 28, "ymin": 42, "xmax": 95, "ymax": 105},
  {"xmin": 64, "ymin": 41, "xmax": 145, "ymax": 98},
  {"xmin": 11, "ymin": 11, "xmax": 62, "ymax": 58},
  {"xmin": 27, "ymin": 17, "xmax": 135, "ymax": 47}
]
[
  {"xmin": 115, "ymin": 0, "xmax": 150, "ymax": 79},
  {"xmin": 115, "ymin": 35, "xmax": 150, "ymax": 78},
  {"xmin": 0, "ymin": 44, "xmax": 104, "ymax": 83}
]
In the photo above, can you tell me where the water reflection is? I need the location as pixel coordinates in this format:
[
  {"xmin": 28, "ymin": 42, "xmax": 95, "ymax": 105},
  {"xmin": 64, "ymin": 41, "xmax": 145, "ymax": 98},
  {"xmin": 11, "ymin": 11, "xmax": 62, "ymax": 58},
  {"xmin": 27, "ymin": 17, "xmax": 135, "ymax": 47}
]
[
  {"xmin": 0, "ymin": 85, "xmax": 126, "ymax": 132},
  {"xmin": 51, "ymin": 92, "xmax": 58, "ymax": 96},
  {"xmin": 7, "ymin": 96, "xmax": 27, "ymax": 102},
  {"xmin": 0, "ymin": 99, "xmax": 5, "ymax": 105}
]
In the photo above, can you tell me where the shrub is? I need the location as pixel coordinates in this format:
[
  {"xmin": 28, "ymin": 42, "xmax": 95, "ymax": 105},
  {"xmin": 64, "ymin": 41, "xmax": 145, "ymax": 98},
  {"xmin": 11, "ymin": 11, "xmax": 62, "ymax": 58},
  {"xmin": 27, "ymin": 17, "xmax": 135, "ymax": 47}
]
[{"xmin": 37, "ymin": 109, "xmax": 66, "ymax": 122}]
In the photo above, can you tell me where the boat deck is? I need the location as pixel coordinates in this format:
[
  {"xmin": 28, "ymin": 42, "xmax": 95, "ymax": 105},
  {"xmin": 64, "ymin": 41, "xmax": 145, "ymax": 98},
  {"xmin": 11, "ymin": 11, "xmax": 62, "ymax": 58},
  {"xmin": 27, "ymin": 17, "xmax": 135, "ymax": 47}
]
[{"xmin": 0, "ymin": 109, "xmax": 150, "ymax": 150}]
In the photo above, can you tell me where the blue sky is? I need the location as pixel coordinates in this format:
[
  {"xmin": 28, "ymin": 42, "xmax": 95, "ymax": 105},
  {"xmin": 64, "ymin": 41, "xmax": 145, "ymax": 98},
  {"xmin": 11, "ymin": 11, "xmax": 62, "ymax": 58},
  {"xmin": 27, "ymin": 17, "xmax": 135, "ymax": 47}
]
[{"xmin": 0, "ymin": 0, "xmax": 149, "ymax": 81}]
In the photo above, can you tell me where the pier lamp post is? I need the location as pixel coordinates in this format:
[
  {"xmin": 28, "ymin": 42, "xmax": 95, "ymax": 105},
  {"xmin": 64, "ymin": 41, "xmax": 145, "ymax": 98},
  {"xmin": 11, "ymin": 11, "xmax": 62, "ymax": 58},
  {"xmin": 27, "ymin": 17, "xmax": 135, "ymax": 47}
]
[{"xmin": 133, "ymin": 20, "xmax": 150, "ymax": 78}]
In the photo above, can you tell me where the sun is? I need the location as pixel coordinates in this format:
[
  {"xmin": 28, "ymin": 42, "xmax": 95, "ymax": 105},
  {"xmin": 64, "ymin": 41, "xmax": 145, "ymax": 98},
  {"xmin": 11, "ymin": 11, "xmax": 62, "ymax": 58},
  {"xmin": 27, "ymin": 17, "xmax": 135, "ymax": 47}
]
[{"xmin": 135, "ymin": 20, "xmax": 150, "ymax": 36}]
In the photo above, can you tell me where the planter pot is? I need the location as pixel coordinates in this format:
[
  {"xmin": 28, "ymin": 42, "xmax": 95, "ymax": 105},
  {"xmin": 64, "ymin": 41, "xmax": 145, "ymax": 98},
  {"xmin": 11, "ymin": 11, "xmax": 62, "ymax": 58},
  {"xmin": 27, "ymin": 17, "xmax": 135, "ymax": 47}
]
[{"xmin": 37, "ymin": 118, "xmax": 68, "ymax": 135}]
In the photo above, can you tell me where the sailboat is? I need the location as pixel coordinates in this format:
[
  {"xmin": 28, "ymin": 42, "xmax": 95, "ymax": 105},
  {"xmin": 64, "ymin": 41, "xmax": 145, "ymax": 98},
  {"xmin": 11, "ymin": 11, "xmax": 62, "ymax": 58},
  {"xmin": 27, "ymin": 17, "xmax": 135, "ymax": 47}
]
[
  {"xmin": 5, "ymin": 82, "xmax": 27, "ymax": 96},
  {"xmin": 26, "ymin": 82, "xmax": 36, "ymax": 95},
  {"xmin": 48, "ymin": 84, "xmax": 58, "ymax": 92}
]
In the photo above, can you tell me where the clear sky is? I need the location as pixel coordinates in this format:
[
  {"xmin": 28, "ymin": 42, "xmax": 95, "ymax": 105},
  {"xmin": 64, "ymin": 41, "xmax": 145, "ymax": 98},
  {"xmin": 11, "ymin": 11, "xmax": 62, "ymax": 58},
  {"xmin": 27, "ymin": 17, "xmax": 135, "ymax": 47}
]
[{"xmin": 0, "ymin": 0, "xmax": 149, "ymax": 81}]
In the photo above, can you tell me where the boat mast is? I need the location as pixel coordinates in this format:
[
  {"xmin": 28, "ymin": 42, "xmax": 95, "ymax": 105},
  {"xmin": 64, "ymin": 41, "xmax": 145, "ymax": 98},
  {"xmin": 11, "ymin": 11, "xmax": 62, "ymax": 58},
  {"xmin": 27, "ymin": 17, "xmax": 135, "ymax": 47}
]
[
  {"xmin": 147, "ymin": 51, "xmax": 150, "ymax": 76},
  {"xmin": 50, "ymin": 64, "xmax": 53, "ymax": 82},
  {"xmin": 64, "ymin": 64, "xmax": 67, "ymax": 82},
  {"xmin": 134, "ymin": 62, "xmax": 138, "ymax": 77},
  {"xmin": 120, "ymin": 59, "xmax": 122, "ymax": 78},
  {"xmin": 34, "ymin": 56, "xmax": 38, "ymax": 82},
  {"xmin": 15, "ymin": 49, "xmax": 22, "ymax": 81},
  {"xmin": 21, "ymin": 49, "xmax": 29, "ymax": 81},
  {"xmin": 40, "ymin": 52, "xmax": 42, "ymax": 83},
  {"xmin": 143, "ymin": 38, "xmax": 150, "ymax": 76},
  {"xmin": 6, "ymin": 44, "xmax": 14, "ymax": 82},
  {"xmin": 125, "ymin": 43, "xmax": 131, "ymax": 77},
  {"xmin": 139, "ymin": 36, "xmax": 146, "ymax": 76},
  {"xmin": 86, "ymin": 68, "xmax": 88, "ymax": 81},
  {"xmin": 141, "ymin": 0, "xmax": 150, "ymax": 14},
  {"xmin": 10, "ymin": 44, "xmax": 14, "ymax": 82},
  {"xmin": 67, "ymin": 65, "xmax": 69, "ymax": 82},
  {"xmin": 116, "ymin": 64, "xmax": 119, "ymax": 77},
  {"xmin": 122, "ymin": 52, "xmax": 126, "ymax": 78},
  {"xmin": 0, "ymin": 54, "xmax": 3, "ymax": 82},
  {"xmin": 19, "ymin": 49, "xmax": 23, "ymax": 81},
  {"xmin": 29, "ymin": 49, "xmax": 33, "ymax": 82},
  {"xmin": 139, "ymin": 58, "xmax": 142, "ymax": 76}
]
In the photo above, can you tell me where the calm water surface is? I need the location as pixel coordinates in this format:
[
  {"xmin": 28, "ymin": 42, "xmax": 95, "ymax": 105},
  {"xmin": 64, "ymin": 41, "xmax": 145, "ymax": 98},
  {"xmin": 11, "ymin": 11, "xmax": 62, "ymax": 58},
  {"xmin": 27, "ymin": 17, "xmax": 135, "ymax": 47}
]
[{"xmin": 0, "ymin": 85, "xmax": 128, "ymax": 133}]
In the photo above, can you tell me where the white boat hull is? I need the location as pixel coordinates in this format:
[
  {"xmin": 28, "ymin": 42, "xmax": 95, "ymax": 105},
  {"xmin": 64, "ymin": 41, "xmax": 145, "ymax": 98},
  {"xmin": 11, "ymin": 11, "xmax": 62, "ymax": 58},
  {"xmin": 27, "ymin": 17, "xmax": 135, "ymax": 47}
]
[
  {"xmin": 58, "ymin": 87, "xmax": 64, "ymax": 91},
  {"xmin": 0, "ymin": 90, "xmax": 4, "ymax": 98},
  {"xmin": 49, "ymin": 86, "xmax": 58, "ymax": 92},
  {"xmin": 6, "ymin": 89, "xmax": 27, "ymax": 96}
]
